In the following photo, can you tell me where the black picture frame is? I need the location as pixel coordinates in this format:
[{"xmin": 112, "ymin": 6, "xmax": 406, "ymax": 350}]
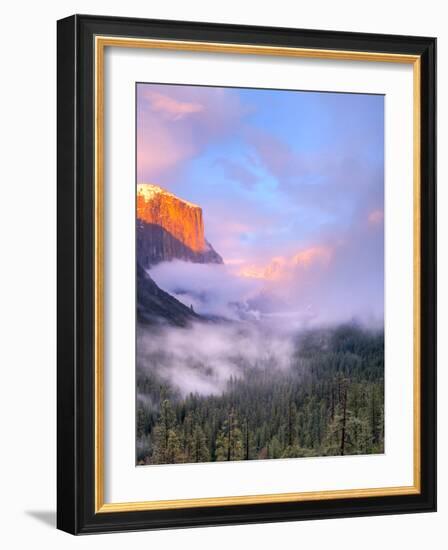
[{"xmin": 57, "ymin": 14, "xmax": 436, "ymax": 535}]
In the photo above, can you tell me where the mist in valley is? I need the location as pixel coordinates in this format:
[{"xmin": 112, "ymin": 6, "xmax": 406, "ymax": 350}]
[{"xmin": 136, "ymin": 270, "xmax": 385, "ymax": 465}]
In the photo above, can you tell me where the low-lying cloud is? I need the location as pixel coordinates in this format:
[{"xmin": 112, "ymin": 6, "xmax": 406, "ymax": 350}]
[
  {"xmin": 149, "ymin": 261, "xmax": 263, "ymax": 320},
  {"xmin": 137, "ymin": 322, "xmax": 296, "ymax": 396},
  {"xmin": 149, "ymin": 220, "xmax": 384, "ymax": 330}
]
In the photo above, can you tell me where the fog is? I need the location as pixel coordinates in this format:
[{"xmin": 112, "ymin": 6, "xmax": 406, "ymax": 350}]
[
  {"xmin": 137, "ymin": 321, "xmax": 296, "ymax": 396},
  {"xmin": 149, "ymin": 260, "xmax": 263, "ymax": 320},
  {"xmin": 149, "ymin": 223, "xmax": 384, "ymax": 330},
  {"xmin": 143, "ymin": 232, "xmax": 384, "ymax": 397}
]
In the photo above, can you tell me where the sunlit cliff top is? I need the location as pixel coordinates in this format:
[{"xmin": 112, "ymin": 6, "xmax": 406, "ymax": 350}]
[{"xmin": 137, "ymin": 183, "xmax": 200, "ymax": 209}]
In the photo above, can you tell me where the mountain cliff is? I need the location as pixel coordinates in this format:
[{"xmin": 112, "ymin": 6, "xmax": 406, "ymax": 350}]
[
  {"xmin": 137, "ymin": 184, "xmax": 223, "ymax": 267},
  {"xmin": 137, "ymin": 262, "xmax": 202, "ymax": 326}
]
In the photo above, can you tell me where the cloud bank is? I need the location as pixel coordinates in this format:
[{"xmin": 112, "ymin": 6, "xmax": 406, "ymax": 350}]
[
  {"xmin": 149, "ymin": 208, "xmax": 383, "ymax": 330},
  {"xmin": 137, "ymin": 322, "xmax": 296, "ymax": 396},
  {"xmin": 149, "ymin": 261, "xmax": 262, "ymax": 320}
]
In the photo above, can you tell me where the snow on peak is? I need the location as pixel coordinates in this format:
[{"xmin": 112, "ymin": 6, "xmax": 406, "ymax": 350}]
[{"xmin": 137, "ymin": 183, "xmax": 199, "ymax": 209}]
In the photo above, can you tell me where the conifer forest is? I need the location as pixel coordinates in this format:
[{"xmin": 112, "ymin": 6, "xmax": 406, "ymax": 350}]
[{"xmin": 136, "ymin": 323, "xmax": 384, "ymax": 465}]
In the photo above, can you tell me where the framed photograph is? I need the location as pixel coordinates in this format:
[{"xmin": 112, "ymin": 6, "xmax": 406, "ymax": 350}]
[{"xmin": 57, "ymin": 14, "xmax": 436, "ymax": 534}]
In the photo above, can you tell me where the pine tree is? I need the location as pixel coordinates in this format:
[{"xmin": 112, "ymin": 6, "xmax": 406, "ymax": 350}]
[
  {"xmin": 181, "ymin": 412, "xmax": 194, "ymax": 460},
  {"xmin": 152, "ymin": 399, "xmax": 184, "ymax": 464},
  {"xmin": 136, "ymin": 406, "xmax": 147, "ymax": 439},
  {"xmin": 215, "ymin": 409, "xmax": 243, "ymax": 461},
  {"xmin": 340, "ymin": 380, "xmax": 348, "ymax": 455},
  {"xmin": 285, "ymin": 402, "xmax": 298, "ymax": 447},
  {"xmin": 268, "ymin": 435, "xmax": 282, "ymax": 459},
  {"xmin": 190, "ymin": 426, "xmax": 210, "ymax": 463}
]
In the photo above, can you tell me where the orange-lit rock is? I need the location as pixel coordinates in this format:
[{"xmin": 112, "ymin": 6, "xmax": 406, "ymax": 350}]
[
  {"xmin": 137, "ymin": 184, "xmax": 206, "ymax": 252},
  {"xmin": 137, "ymin": 183, "xmax": 223, "ymax": 267}
]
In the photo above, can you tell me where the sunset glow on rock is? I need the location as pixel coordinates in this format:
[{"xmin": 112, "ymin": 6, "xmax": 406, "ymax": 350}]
[{"xmin": 137, "ymin": 183, "xmax": 206, "ymax": 253}]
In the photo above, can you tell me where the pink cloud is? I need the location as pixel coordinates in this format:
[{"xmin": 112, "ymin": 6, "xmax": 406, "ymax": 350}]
[
  {"xmin": 239, "ymin": 245, "xmax": 334, "ymax": 281},
  {"xmin": 368, "ymin": 209, "xmax": 384, "ymax": 225},
  {"xmin": 293, "ymin": 246, "xmax": 333, "ymax": 267},
  {"xmin": 137, "ymin": 85, "xmax": 246, "ymax": 183},
  {"xmin": 137, "ymin": 116, "xmax": 196, "ymax": 181},
  {"xmin": 144, "ymin": 90, "xmax": 204, "ymax": 120}
]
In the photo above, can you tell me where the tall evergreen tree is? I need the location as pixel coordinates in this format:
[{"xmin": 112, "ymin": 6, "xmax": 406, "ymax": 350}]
[
  {"xmin": 152, "ymin": 399, "xmax": 184, "ymax": 464},
  {"xmin": 190, "ymin": 426, "xmax": 210, "ymax": 463},
  {"xmin": 215, "ymin": 409, "xmax": 243, "ymax": 461}
]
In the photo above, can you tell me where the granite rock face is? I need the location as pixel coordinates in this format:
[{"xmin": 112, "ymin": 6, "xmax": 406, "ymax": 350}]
[{"xmin": 137, "ymin": 184, "xmax": 223, "ymax": 267}]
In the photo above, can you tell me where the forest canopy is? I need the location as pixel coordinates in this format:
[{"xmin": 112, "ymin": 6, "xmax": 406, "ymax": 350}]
[{"xmin": 136, "ymin": 323, "xmax": 384, "ymax": 465}]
